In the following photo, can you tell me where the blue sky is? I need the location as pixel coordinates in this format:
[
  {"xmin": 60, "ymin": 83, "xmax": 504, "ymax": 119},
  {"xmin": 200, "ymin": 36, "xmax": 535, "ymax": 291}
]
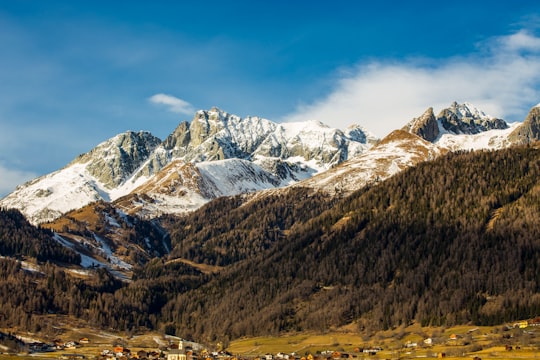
[{"xmin": 1, "ymin": 0, "xmax": 540, "ymax": 196}]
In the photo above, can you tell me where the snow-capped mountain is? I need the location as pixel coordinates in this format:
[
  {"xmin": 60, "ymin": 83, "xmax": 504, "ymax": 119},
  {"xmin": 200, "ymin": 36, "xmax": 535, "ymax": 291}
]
[
  {"xmin": 0, "ymin": 131, "xmax": 161, "ymax": 224},
  {"xmin": 3, "ymin": 102, "xmax": 539, "ymax": 225},
  {"xmin": 403, "ymin": 102, "xmax": 509, "ymax": 140},
  {"xmin": 291, "ymin": 129, "xmax": 447, "ymax": 196},
  {"xmin": 295, "ymin": 101, "xmax": 539, "ymax": 197},
  {"xmin": 438, "ymin": 101, "xmax": 508, "ymax": 135},
  {"xmin": 0, "ymin": 107, "xmax": 377, "ymax": 224},
  {"xmin": 128, "ymin": 107, "xmax": 377, "ymax": 182},
  {"xmin": 403, "ymin": 101, "xmax": 524, "ymax": 150}
]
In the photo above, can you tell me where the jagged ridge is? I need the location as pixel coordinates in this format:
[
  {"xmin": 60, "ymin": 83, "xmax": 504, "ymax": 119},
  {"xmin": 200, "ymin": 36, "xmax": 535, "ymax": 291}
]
[{"xmin": 0, "ymin": 107, "xmax": 377, "ymax": 224}]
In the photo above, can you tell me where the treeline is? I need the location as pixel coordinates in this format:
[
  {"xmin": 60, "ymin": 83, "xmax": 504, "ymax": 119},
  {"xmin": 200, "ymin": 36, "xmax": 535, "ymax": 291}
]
[{"xmin": 0, "ymin": 208, "xmax": 80, "ymax": 264}]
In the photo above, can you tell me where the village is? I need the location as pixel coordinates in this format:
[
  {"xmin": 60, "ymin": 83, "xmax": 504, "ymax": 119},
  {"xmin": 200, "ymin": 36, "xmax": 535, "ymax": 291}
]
[
  {"xmin": 4, "ymin": 336, "xmax": 388, "ymax": 360},
  {"xmin": 3, "ymin": 318, "xmax": 540, "ymax": 360}
]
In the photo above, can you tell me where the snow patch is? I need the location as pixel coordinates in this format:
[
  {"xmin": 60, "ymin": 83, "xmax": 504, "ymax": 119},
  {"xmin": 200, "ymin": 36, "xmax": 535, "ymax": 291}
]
[{"xmin": 435, "ymin": 122, "xmax": 520, "ymax": 151}]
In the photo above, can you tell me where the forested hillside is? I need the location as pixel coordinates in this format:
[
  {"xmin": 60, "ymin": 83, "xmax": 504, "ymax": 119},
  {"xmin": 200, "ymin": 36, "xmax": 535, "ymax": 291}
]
[
  {"xmin": 1, "ymin": 145, "xmax": 540, "ymax": 343},
  {"xmin": 0, "ymin": 209, "xmax": 80, "ymax": 264},
  {"xmin": 163, "ymin": 187, "xmax": 336, "ymax": 266},
  {"xmin": 162, "ymin": 145, "xmax": 540, "ymax": 341}
]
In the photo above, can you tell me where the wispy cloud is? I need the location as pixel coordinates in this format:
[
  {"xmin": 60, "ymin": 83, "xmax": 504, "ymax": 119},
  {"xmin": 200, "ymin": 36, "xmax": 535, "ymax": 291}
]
[
  {"xmin": 149, "ymin": 93, "xmax": 195, "ymax": 115},
  {"xmin": 283, "ymin": 30, "xmax": 540, "ymax": 137},
  {"xmin": 0, "ymin": 163, "xmax": 36, "ymax": 197}
]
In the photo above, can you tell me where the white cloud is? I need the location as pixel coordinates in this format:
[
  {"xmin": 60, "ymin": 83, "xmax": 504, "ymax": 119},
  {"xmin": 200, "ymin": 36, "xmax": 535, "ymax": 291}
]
[
  {"xmin": 283, "ymin": 30, "xmax": 540, "ymax": 138},
  {"xmin": 0, "ymin": 164, "xmax": 37, "ymax": 198},
  {"xmin": 499, "ymin": 29, "xmax": 540, "ymax": 52},
  {"xmin": 149, "ymin": 93, "xmax": 194, "ymax": 115}
]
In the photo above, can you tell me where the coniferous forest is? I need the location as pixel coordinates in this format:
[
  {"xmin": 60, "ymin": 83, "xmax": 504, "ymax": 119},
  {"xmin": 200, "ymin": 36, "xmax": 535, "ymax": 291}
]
[{"xmin": 1, "ymin": 145, "xmax": 540, "ymax": 342}]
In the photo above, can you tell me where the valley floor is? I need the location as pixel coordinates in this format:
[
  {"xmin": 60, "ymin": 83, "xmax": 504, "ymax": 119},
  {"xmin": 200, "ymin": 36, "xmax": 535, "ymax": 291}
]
[{"xmin": 2, "ymin": 323, "xmax": 540, "ymax": 360}]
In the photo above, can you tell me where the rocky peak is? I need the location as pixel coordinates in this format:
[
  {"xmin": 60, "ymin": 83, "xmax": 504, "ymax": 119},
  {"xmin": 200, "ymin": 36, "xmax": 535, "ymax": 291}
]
[
  {"xmin": 508, "ymin": 105, "xmax": 540, "ymax": 145},
  {"xmin": 71, "ymin": 131, "xmax": 161, "ymax": 188},
  {"xmin": 402, "ymin": 107, "xmax": 439, "ymax": 142},
  {"xmin": 437, "ymin": 101, "xmax": 508, "ymax": 135},
  {"xmin": 449, "ymin": 101, "xmax": 489, "ymax": 119},
  {"xmin": 163, "ymin": 121, "xmax": 191, "ymax": 150},
  {"xmin": 345, "ymin": 124, "xmax": 379, "ymax": 145},
  {"xmin": 190, "ymin": 109, "xmax": 221, "ymax": 147}
]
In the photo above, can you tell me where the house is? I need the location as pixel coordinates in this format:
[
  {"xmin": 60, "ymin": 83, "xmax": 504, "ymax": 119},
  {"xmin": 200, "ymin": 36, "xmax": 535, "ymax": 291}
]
[
  {"xmin": 65, "ymin": 341, "xmax": 79, "ymax": 349},
  {"xmin": 60, "ymin": 354, "xmax": 86, "ymax": 360},
  {"xmin": 362, "ymin": 348, "xmax": 381, "ymax": 356},
  {"xmin": 114, "ymin": 346, "xmax": 124, "ymax": 355},
  {"xmin": 53, "ymin": 339, "xmax": 65, "ymax": 348},
  {"xmin": 168, "ymin": 343, "xmax": 186, "ymax": 360}
]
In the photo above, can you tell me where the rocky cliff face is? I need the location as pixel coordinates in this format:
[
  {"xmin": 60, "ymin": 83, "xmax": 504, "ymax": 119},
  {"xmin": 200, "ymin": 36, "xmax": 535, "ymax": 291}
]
[
  {"xmin": 402, "ymin": 107, "xmax": 440, "ymax": 142},
  {"xmin": 437, "ymin": 101, "xmax": 508, "ymax": 135},
  {"xmin": 508, "ymin": 106, "xmax": 540, "ymax": 145},
  {"xmin": 71, "ymin": 131, "xmax": 161, "ymax": 188},
  {"xmin": 131, "ymin": 107, "xmax": 376, "ymax": 183}
]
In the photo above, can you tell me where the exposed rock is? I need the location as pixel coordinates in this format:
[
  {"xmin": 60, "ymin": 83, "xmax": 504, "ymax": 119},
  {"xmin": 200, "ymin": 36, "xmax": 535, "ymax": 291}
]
[
  {"xmin": 437, "ymin": 101, "xmax": 508, "ymax": 135},
  {"xmin": 508, "ymin": 106, "xmax": 540, "ymax": 145},
  {"xmin": 402, "ymin": 107, "xmax": 439, "ymax": 142},
  {"xmin": 72, "ymin": 131, "xmax": 161, "ymax": 188}
]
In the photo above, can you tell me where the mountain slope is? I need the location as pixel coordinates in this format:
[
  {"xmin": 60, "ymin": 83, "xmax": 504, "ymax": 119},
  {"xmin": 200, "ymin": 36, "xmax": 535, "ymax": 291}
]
[
  {"xmin": 42, "ymin": 201, "xmax": 171, "ymax": 273},
  {"xmin": 0, "ymin": 131, "xmax": 161, "ymax": 224},
  {"xmin": 160, "ymin": 144, "xmax": 540, "ymax": 340},
  {"xmin": 508, "ymin": 105, "xmax": 540, "ymax": 144},
  {"xmin": 1, "ymin": 144, "xmax": 540, "ymax": 339},
  {"xmin": 114, "ymin": 158, "xmax": 289, "ymax": 218},
  {"xmin": 0, "ymin": 208, "xmax": 81, "ymax": 264},
  {"xmin": 294, "ymin": 129, "xmax": 446, "ymax": 196}
]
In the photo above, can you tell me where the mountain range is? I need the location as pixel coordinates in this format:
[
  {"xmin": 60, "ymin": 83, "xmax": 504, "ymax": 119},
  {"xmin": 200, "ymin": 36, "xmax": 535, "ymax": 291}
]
[
  {"xmin": 3, "ymin": 102, "xmax": 538, "ymax": 226},
  {"xmin": 1, "ymin": 100, "xmax": 540, "ymax": 340},
  {"xmin": 0, "ymin": 101, "xmax": 539, "ymax": 273},
  {"xmin": 1, "ymin": 139, "xmax": 540, "ymax": 342},
  {"xmin": 0, "ymin": 102, "xmax": 540, "ymax": 272},
  {"xmin": 0, "ymin": 107, "xmax": 377, "ymax": 225}
]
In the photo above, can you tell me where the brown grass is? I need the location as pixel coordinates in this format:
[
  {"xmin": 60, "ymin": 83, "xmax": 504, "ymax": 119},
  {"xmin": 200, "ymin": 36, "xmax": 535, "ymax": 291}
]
[{"xmin": 165, "ymin": 258, "xmax": 223, "ymax": 275}]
